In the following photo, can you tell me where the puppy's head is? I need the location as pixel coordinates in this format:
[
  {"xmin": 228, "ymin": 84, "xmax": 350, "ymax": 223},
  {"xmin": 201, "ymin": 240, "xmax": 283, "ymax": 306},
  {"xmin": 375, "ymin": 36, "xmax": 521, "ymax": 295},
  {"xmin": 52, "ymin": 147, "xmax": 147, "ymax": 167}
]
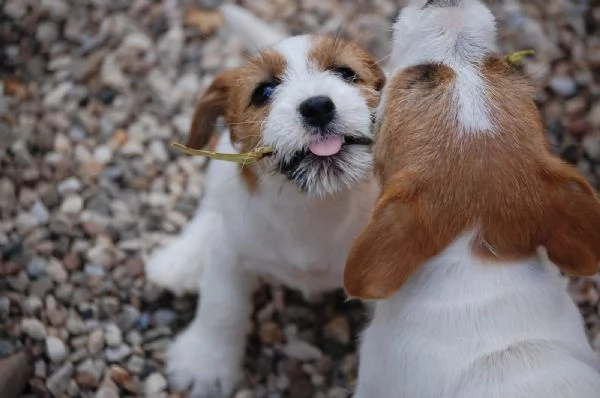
[
  {"xmin": 187, "ymin": 34, "xmax": 385, "ymax": 197},
  {"xmin": 344, "ymin": 0, "xmax": 600, "ymax": 300}
]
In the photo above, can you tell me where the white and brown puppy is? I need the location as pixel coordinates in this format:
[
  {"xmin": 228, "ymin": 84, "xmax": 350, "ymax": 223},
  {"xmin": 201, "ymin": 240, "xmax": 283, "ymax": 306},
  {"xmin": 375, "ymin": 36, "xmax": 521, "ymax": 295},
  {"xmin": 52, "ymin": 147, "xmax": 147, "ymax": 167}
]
[
  {"xmin": 345, "ymin": 0, "xmax": 600, "ymax": 397},
  {"xmin": 145, "ymin": 4, "xmax": 385, "ymax": 397}
]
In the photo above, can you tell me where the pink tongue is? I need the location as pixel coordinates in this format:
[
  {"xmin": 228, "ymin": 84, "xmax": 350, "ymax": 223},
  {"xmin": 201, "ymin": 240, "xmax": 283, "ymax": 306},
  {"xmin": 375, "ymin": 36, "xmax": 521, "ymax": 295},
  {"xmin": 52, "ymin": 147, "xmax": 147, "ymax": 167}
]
[{"xmin": 308, "ymin": 136, "xmax": 342, "ymax": 157}]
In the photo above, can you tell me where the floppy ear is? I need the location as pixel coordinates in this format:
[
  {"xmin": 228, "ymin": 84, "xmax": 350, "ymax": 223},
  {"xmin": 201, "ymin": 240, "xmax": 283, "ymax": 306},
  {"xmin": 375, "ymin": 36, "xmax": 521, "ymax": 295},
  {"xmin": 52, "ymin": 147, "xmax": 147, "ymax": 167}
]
[
  {"xmin": 344, "ymin": 177, "xmax": 444, "ymax": 300},
  {"xmin": 186, "ymin": 69, "xmax": 239, "ymax": 150},
  {"xmin": 541, "ymin": 161, "xmax": 600, "ymax": 276}
]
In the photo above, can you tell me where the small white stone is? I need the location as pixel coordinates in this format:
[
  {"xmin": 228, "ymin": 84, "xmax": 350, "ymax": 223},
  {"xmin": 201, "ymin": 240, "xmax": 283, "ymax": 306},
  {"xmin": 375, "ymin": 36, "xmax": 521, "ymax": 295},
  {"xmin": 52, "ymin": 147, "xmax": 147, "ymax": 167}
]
[
  {"xmin": 282, "ymin": 340, "xmax": 323, "ymax": 361},
  {"xmin": 549, "ymin": 76, "xmax": 577, "ymax": 97},
  {"xmin": 104, "ymin": 323, "xmax": 123, "ymax": 347},
  {"xmin": 235, "ymin": 390, "xmax": 256, "ymax": 398},
  {"xmin": 57, "ymin": 177, "xmax": 83, "ymax": 195},
  {"xmin": 87, "ymin": 329, "xmax": 105, "ymax": 354},
  {"xmin": 93, "ymin": 145, "xmax": 113, "ymax": 165},
  {"xmin": 46, "ymin": 259, "xmax": 68, "ymax": 282},
  {"xmin": 30, "ymin": 201, "xmax": 50, "ymax": 224},
  {"xmin": 148, "ymin": 140, "xmax": 169, "ymax": 163},
  {"xmin": 144, "ymin": 373, "xmax": 167, "ymax": 396},
  {"xmin": 21, "ymin": 318, "xmax": 47, "ymax": 340},
  {"xmin": 60, "ymin": 195, "xmax": 84, "ymax": 215},
  {"xmin": 46, "ymin": 336, "xmax": 67, "ymax": 363},
  {"xmin": 15, "ymin": 212, "xmax": 40, "ymax": 234},
  {"xmin": 583, "ymin": 133, "xmax": 600, "ymax": 162},
  {"xmin": 101, "ymin": 54, "xmax": 129, "ymax": 91},
  {"xmin": 44, "ymin": 82, "xmax": 73, "ymax": 108}
]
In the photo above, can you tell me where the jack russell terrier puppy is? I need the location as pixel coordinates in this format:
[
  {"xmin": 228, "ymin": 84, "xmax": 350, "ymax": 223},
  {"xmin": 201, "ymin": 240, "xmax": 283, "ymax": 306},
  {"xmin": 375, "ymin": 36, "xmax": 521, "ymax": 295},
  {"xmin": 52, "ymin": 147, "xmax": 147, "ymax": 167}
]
[
  {"xmin": 145, "ymin": 4, "xmax": 385, "ymax": 397},
  {"xmin": 344, "ymin": 0, "xmax": 600, "ymax": 397}
]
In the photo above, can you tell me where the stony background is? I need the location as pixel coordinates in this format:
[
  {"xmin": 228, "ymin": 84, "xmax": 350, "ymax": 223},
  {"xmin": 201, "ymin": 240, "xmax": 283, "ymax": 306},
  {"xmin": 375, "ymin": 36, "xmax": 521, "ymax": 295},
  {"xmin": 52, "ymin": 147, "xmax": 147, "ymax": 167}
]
[{"xmin": 1, "ymin": 0, "xmax": 599, "ymax": 397}]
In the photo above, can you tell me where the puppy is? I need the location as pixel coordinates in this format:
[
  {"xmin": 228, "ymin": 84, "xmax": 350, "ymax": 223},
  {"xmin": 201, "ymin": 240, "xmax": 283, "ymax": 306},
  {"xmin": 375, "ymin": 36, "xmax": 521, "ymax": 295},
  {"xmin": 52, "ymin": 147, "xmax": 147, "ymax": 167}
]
[
  {"xmin": 344, "ymin": 1, "xmax": 600, "ymax": 397},
  {"xmin": 145, "ymin": 4, "xmax": 385, "ymax": 397}
]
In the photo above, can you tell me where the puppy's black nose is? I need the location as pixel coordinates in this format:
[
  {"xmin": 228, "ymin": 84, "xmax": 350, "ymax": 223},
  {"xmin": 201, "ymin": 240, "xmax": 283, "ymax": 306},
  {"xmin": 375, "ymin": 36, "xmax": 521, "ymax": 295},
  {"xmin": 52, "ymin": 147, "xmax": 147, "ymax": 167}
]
[{"xmin": 299, "ymin": 96, "xmax": 336, "ymax": 128}]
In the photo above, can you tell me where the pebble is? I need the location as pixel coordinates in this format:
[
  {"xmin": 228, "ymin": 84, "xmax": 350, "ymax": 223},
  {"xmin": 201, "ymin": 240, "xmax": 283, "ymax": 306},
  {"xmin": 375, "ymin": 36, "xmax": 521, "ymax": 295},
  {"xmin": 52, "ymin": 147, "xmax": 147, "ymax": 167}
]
[
  {"xmin": 57, "ymin": 177, "xmax": 83, "ymax": 195},
  {"xmin": 101, "ymin": 54, "xmax": 130, "ymax": 91},
  {"xmin": 47, "ymin": 308, "xmax": 68, "ymax": 327},
  {"xmin": 88, "ymin": 329, "xmax": 105, "ymax": 354},
  {"xmin": 75, "ymin": 358, "xmax": 103, "ymax": 388},
  {"xmin": 85, "ymin": 263, "xmax": 107, "ymax": 277},
  {"xmin": 66, "ymin": 312, "xmax": 87, "ymax": 335},
  {"xmin": 94, "ymin": 145, "xmax": 113, "ymax": 165},
  {"xmin": 15, "ymin": 212, "xmax": 40, "ymax": 234},
  {"xmin": 283, "ymin": 341, "xmax": 323, "ymax": 361},
  {"xmin": 144, "ymin": 372, "xmax": 167, "ymax": 396},
  {"xmin": 236, "ymin": 390, "xmax": 256, "ymax": 398},
  {"xmin": 549, "ymin": 76, "xmax": 578, "ymax": 97},
  {"xmin": 44, "ymin": 82, "xmax": 73, "ymax": 108},
  {"xmin": 46, "ymin": 336, "xmax": 67, "ymax": 363},
  {"xmin": 105, "ymin": 344, "xmax": 132, "ymax": 362},
  {"xmin": 105, "ymin": 323, "xmax": 123, "ymax": 347},
  {"xmin": 125, "ymin": 355, "xmax": 145, "ymax": 375},
  {"xmin": 583, "ymin": 134, "xmax": 600, "ymax": 162},
  {"xmin": 60, "ymin": 195, "xmax": 84, "ymax": 215},
  {"xmin": 149, "ymin": 140, "xmax": 169, "ymax": 163},
  {"xmin": 46, "ymin": 259, "xmax": 68, "ymax": 282},
  {"xmin": 21, "ymin": 296, "xmax": 43, "ymax": 315},
  {"xmin": 21, "ymin": 318, "xmax": 47, "ymax": 340},
  {"xmin": 29, "ymin": 276, "xmax": 54, "ymax": 298},
  {"xmin": 27, "ymin": 257, "xmax": 48, "ymax": 278},
  {"xmin": 35, "ymin": 359, "xmax": 47, "ymax": 379},
  {"xmin": 95, "ymin": 378, "xmax": 120, "ymax": 398},
  {"xmin": 30, "ymin": 201, "xmax": 50, "ymax": 224},
  {"xmin": 324, "ymin": 316, "xmax": 351, "ymax": 346},
  {"xmin": 46, "ymin": 363, "xmax": 73, "ymax": 397}
]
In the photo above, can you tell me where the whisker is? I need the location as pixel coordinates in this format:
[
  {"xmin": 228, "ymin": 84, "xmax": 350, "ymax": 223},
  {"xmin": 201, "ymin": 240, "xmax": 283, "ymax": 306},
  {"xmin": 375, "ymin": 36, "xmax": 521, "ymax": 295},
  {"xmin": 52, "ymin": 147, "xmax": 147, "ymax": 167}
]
[{"xmin": 371, "ymin": 53, "xmax": 392, "ymax": 67}]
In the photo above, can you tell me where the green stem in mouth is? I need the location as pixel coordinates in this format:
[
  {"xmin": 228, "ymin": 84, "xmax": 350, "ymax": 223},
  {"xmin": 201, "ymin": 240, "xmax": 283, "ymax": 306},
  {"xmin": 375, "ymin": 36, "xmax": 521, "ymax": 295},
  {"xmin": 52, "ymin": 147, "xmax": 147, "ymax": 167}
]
[
  {"xmin": 170, "ymin": 142, "xmax": 274, "ymax": 164},
  {"xmin": 506, "ymin": 49, "xmax": 535, "ymax": 65}
]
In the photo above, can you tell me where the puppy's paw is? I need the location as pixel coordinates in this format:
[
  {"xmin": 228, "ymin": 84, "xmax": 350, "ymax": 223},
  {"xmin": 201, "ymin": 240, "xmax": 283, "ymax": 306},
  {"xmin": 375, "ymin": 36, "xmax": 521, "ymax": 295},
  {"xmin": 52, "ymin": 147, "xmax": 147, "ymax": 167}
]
[
  {"xmin": 166, "ymin": 326, "xmax": 243, "ymax": 398},
  {"xmin": 145, "ymin": 237, "xmax": 204, "ymax": 295}
]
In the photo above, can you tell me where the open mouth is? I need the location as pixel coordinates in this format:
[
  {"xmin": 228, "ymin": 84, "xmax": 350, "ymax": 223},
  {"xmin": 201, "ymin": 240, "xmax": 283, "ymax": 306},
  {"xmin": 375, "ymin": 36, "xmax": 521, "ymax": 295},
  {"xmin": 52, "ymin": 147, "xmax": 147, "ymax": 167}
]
[
  {"xmin": 307, "ymin": 135, "xmax": 373, "ymax": 157},
  {"xmin": 276, "ymin": 134, "xmax": 373, "ymax": 182}
]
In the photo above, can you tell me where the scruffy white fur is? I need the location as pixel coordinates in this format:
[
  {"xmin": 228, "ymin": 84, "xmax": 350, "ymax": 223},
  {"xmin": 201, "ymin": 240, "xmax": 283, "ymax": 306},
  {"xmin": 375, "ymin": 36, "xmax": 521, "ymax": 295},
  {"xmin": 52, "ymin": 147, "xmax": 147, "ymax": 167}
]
[
  {"xmin": 355, "ymin": 1, "xmax": 600, "ymax": 397},
  {"xmin": 387, "ymin": 0, "xmax": 497, "ymax": 133},
  {"xmin": 145, "ymin": 4, "xmax": 379, "ymax": 397}
]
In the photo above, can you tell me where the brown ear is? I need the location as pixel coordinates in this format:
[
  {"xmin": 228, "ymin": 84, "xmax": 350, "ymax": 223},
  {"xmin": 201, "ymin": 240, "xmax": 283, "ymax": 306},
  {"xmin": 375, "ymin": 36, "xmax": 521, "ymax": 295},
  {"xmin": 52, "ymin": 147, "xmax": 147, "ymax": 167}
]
[
  {"xmin": 344, "ymin": 179, "xmax": 444, "ymax": 300},
  {"xmin": 186, "ymin": 69, "xmax": 239, "ymax": 149},
  {"xmin": 541, "ymin": 162, "xmax": 600, "ymax": 276}
]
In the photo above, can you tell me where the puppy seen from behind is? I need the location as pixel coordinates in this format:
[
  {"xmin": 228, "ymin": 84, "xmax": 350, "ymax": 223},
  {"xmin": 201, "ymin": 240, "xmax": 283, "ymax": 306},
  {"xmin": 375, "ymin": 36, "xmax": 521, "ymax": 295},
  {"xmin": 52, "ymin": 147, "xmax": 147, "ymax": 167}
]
[
  {"xmin": 345, "ymin": 0, "xmax": 600, "ymax": 397},
  {"xmin": 145, "ymin": 4, "xmax": 385, "ymax": 397}
]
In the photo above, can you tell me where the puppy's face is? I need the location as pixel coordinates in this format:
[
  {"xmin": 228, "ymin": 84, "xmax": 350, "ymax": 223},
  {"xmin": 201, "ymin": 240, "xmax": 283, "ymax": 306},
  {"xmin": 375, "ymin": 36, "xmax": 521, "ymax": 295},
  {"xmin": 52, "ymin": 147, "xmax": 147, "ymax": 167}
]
[{"xmin": 187, "ymin": 35, "xmax": 385, "ymax": 197}]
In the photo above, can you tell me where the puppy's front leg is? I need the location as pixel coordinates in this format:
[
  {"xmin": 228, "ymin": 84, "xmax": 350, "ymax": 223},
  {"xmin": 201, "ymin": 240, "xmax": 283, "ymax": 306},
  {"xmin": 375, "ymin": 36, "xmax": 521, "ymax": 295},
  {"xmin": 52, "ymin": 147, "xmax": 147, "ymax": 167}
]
[{"xmin": 166, "ymin": 242, "xmax": 258, "ymax": 398}]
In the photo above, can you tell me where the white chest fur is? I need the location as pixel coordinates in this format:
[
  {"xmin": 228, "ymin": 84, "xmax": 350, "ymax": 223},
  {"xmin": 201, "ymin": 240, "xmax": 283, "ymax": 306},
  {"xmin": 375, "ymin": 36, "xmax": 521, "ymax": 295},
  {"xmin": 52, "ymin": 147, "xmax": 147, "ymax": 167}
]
[
  {"xmin": 201, "ymin": 134, "xmax": 379, "ymax": 296},
  {"xmin": 355, "ymin": 233, "xmax": 600, "ymax": 398}
]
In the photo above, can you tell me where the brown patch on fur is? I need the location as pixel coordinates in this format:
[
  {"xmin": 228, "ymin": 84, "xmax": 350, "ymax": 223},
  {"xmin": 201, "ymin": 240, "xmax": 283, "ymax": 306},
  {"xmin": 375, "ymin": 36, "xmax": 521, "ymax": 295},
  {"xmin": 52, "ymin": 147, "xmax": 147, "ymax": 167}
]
[
  {"xmin": 185, "ymin": 50, "xmax": 286, "ymax": 190},
  {"xmin": 344, "ymin": 57, "xmax": 600, "ymax": 300},
  {"xmin": 309, "ymin": 35, "xmax": 386, "ymax": 108}
]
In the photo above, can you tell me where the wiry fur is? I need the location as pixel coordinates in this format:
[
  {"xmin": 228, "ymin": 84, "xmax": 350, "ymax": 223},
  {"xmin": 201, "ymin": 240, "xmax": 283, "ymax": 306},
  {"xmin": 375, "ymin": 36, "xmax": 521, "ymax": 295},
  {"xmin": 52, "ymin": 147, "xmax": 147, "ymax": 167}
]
[
  {"xmin": 348, "ymin": 1, "xmax": 600, "ymax": 397},
  {"xmin": 145, "ymin": 4, "xmax": 384, "ymax": 397}
]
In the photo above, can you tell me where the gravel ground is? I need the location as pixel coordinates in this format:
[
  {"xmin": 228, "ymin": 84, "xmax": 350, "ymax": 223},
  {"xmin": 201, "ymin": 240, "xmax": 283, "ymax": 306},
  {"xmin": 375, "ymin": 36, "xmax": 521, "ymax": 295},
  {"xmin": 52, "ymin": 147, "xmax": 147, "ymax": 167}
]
[{"xmin": 1, "ymin": 0, "xmax": 600, "ymax": 397}]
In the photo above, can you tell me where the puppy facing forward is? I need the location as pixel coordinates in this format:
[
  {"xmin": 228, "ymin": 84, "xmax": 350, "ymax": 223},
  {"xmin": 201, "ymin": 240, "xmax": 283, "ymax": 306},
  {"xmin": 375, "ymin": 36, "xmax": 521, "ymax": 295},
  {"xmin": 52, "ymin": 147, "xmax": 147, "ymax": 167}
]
[
  {"xmin": 344, "ymin": 0, "xmax": 600, "ymax": 397},
  {"xmin": 145, "ymin": 4, "xmax": 385, "ymax": 397}
]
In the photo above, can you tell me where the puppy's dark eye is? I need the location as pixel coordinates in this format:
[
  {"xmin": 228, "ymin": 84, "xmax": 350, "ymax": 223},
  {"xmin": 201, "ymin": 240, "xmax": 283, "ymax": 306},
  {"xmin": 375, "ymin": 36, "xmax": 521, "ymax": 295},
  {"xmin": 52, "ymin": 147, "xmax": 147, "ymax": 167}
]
[
  {"xmin": 332, "ymin": 66, "xmax": 359, "ymax": 83},
  {"xmin": 251, "ymin": 82, "xmax": 277, "ymax": 106}
]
